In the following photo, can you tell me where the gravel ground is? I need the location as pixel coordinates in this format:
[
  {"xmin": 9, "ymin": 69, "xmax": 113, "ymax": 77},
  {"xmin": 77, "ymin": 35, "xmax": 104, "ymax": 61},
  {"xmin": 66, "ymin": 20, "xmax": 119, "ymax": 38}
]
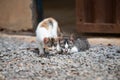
[{"xmin": 0, "ymin": 36, "xmax": 120, "ymax": 80}]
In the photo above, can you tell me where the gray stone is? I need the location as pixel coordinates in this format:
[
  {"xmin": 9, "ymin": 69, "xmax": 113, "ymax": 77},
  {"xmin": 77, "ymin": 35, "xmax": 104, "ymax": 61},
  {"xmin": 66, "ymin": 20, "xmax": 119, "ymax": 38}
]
[
  {"xmin": 0, "ymin": 36, "xmax": 119, "ymax": 80},
  {"xmin": 0, "ymin": 73, "xmax": 5, "ymax": 80}
]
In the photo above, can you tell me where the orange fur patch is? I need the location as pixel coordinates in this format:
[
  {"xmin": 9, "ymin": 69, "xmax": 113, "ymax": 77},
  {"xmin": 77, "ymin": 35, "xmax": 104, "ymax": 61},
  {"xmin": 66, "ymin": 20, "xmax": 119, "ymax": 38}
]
[
  {"xmin": 44, "ymin": 37, "xmax": 49, "ymax": 44},
  {"xmin": 41, "ymin": 21, "xmax": 49, "ymax": 30}
]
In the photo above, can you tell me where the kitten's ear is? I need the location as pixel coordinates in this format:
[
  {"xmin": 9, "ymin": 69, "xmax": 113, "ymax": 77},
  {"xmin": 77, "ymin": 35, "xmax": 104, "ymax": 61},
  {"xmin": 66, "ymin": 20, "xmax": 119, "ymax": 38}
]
[
  {"xmin": 70, "ymin": 34, "xmax": 75, "ymax": 41},
  {"xmin": 59, "ymin": 33, "xmax": 63, "ymax": 39},
  {"xmin": 57, "ymin": 32, "xmax": 63, "ymax": 41},
  {"xmin": 44, "ymin": 37, "xmax": 49, "ymax": 44}
]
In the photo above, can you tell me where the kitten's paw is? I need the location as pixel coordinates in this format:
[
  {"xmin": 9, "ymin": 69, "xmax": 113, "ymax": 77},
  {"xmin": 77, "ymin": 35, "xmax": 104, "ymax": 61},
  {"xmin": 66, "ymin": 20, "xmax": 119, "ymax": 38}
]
[
  {"xmin": 38, "ymin": 52, "xmax": 44, "ymax": 57},
  {"xmin": 39, "ymin": 54, "xmax": 44, "ymax": 57},
  {"xmin": 70, "ymin": 46, "xmax": 78, "ymax": 53}
]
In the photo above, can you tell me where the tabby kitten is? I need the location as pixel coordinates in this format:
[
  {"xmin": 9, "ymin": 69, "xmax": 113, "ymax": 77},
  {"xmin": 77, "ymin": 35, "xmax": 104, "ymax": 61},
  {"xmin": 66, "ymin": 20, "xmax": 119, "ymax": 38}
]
[
  {"xmin": 59, "ymin": 34, "xmax": 90, "ymax": 54},
  {"xmin": 59, "ymin": 36, "xmax": 74, "ymax": 53}
]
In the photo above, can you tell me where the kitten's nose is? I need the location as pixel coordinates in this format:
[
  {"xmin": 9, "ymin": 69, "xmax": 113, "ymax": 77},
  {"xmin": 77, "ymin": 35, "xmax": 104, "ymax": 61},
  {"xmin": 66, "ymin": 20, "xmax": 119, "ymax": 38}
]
[{"xmin": 65, "ymin": 49, "xmax": 68, "ymax": 52}]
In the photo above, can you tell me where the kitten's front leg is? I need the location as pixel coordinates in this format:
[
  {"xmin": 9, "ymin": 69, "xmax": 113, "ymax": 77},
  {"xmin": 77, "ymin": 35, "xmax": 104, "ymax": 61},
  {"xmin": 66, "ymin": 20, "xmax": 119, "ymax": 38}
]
[
  {"xmin": 38, "ymin": 43, "xmax": 50, "ymax": 57},
  {"xmin": 37, "ymin": 41, "xmax": 44, "ymax": 56},
  {"xmin": 56, "ymin": 44, "xmax": 60, "ymax": 51},
  {"xmin": 39, "ymin": 47, "xmax": 44, "ymax": 55},
  {"xmin": 56, "ymin": 44, "xmax": 62, "ymax": 54}
]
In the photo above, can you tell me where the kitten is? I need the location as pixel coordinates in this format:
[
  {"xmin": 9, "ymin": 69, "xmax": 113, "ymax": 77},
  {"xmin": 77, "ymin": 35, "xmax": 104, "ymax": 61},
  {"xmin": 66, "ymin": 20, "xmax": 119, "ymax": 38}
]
[
  {"xmin": 59, "ymin": 34, "xmax": 90, "ymax": 54},
  {"xmin": 44, "ymin": 38, "xmax": 60, "ymax": 54},
  {"xmin": 59, "ymin": 36, "xmax": 74, "ymax": 54},
  {"xmin": 36, "ymin": 17, "xmax": 61, "ymax": 56}
]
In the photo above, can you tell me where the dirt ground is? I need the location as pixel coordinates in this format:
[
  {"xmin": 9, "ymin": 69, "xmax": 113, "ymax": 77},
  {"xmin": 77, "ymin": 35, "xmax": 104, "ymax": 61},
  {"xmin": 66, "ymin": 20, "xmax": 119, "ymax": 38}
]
[{"xmin": 0, "ymin": 33, "xmax": 120, "ymax": 80}]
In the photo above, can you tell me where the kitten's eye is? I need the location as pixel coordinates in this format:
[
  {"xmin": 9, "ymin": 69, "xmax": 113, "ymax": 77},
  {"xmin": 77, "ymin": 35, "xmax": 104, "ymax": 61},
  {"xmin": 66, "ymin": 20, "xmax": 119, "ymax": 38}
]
[
  {"xmin": 51, "ymin": 38, "xmax": 55, "ymax": 41},
  {"xmin": 53, "ymin": 42, "xmax": 57, "ymax": 46},
  {"xmin": 68, "ymin": 41, "xmax": 73, "ymax": 48},
  {"xmin": 68, "ymin": 44, "xmax": 72, "ymax": 48},
  {"xmin": 60, "ymin": 44, "xmax": 65, "ymax": 48}
]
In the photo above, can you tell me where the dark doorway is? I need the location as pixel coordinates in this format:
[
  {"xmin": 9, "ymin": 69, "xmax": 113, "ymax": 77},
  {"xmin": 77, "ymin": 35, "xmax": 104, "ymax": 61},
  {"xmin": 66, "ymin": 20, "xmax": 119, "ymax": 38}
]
[
  {"xmin": 32, "ymin": 0, "xmax": 43, "ymax": 31},
  {"xmin": 36, "ymin": 0, "xmax": 43, "ymax": 22},
  {"xmin": 42, "ymin": 0, "xmax": 76, "ymax": 32},
  {"xmin": 33, "ymin": 0, "xmax": 75, "ymax": 32}
]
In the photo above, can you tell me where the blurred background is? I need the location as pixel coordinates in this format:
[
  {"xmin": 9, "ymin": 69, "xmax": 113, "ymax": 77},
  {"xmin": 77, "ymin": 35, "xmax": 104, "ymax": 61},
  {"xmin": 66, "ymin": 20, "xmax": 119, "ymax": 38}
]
[
  {"xmin": 0, "ymin": 0, "xmax": 75, "ymax": 34},
  {"xmin": 0, "ymin": 0, "xmax": 120, "ymax": 35}
]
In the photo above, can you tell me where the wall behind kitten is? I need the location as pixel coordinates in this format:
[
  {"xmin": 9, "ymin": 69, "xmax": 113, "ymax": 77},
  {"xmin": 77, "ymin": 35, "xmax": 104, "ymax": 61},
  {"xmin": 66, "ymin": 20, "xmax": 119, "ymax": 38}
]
[{"xmin": 42, "ymin": 0, "xmax": 76, "ymax": 33}]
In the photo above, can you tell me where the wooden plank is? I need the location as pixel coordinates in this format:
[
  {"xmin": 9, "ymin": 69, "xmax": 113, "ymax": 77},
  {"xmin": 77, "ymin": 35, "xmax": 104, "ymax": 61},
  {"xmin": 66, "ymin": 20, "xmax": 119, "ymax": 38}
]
[
  {"xmin": 105, "ymin": 0, "xmax": 116, "ymax": 23},
  {"xmin": 116, "ymin": 0, "xmax": 120, "ymax": 24},
  {"xmin": 76, "ymin": 0, "xmax": 120, "ymax": 33},
  {"xmin": 94, "ymin": 0, "xmax": 106, "ymax": 23},
  {"xmin": 76, "ymin": 0, "xmax": 85, "ymax": 23},
  {"xmin": 84, "ymin": 0, "xmax": 94, "ymax": 23},
  {"xmin": 77, "ymin": 23, "xmax": 120, "ymax": 33}
]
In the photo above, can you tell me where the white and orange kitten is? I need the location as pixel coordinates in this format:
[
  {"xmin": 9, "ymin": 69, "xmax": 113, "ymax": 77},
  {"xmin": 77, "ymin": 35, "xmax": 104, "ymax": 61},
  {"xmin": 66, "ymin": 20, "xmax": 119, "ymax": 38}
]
[{"xmin": 36, "ymin": 17, "xmax": 61, "ymax": 56}]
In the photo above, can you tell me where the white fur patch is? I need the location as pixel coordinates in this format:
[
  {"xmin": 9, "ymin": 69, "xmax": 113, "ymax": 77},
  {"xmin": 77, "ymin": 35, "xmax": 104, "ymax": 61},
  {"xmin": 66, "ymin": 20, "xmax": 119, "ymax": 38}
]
[{"xmin": 70, "ymin": 46, "xmax": 78, "ymax": 53}]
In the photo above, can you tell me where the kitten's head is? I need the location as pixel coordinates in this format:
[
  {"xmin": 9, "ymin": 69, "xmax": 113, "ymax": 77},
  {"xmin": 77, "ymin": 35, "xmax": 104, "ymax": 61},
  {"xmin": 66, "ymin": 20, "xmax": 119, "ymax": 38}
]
[
  {"xmin": 43, "ymin": 37, "xmax": 58, "ymax": 54},
  {"xmin": 59, "ymin": 34, "xmax": 75, "ymax": 53}
]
